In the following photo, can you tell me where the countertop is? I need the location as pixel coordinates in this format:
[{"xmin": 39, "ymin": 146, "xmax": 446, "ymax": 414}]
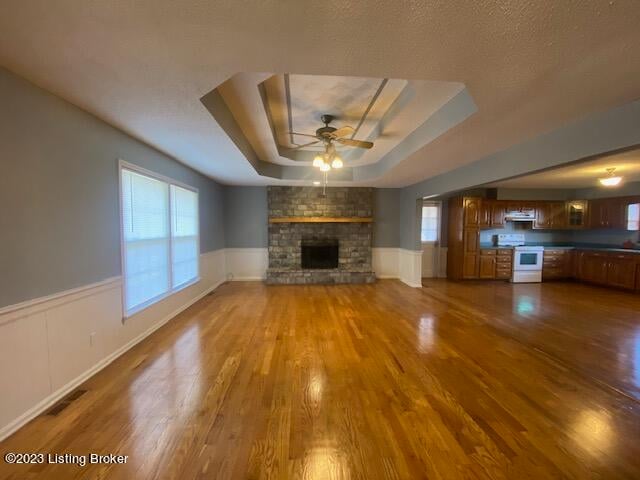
[{"xmin": 479, "ymin": 243, "xmax": 640, "ymax": 254}]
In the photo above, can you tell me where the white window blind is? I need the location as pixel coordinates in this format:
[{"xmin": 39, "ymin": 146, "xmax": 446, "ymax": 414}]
[
  {"xmin": 120, "ymin": 166, "xmax": 199, "ymax": 316},
  {"xmin": 171, "ymin": 185, "xmax": 199, "ymax": 288},
  {"xmin": 421, "ymin": 203, "xmax": 440, "ymax": 243}
]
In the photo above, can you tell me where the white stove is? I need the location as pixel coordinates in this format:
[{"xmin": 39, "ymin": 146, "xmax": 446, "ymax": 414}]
[
  {"xmin": 497, "ymin": 234, "xmax": 544, "ymax": 283},
  {"xmin": 512, "ymin": 245, "xmax": 544, "ymax": 283}
]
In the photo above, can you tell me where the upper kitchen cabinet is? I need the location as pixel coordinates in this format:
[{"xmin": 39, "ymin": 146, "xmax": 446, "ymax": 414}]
[
  {"xmin": 464, "ymin": 197, "xmax": 481, "ymax": 226},
  {"xmin": 534, "ymin": 201, "xmax": 567, "ymax": 230},
  {"xmin": 566, "ymin": 200, "xmax": 588, "ymax": 228},
  {"xmin": 588, "ymin": 197, "xmax": 627, "ymax": 229}
]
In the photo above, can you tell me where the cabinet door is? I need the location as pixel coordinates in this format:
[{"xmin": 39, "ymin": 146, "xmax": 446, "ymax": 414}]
[
  {"xmin": 491, "ymin": 202, "xmax": 506, "ymax": 227},
  {"xmin": 580, "ymin": 253, "xmax": 608, "ymax": 284},
  {"xmin": 534, "ymin": 203, "xmax": 552, "ymax": 229},
  {"xmin": 463, "ymin": 255, "xmax": 479, "ymax": 279},
  {"xmin": 479, "ymin": 201, "xmax": 492, "ymax": 227},
  {"xmin": 606, "ymin": 198, "xmax": 626, "ymax": 229},
  {"xmin": 606, "ymin": 256, "xmax": 636, "ymax": 290},
  {"xmin": 479, "ymin": 255, "xmax": 497, "ymax": 279},
  {"xmin": 464, "ymin": 198, "xmax": 481, "ymax": 226},
  {"xmin": 566, "ymin": 200, "xmax": 587, "ymax": 228},
  {"xmin": 550, "ymin": 202, "xmax": 568, "ymax": 229},
  {"xmin": 588, "ymin": 200, "xmax": 607, "ymax": 229},
  {"xmin": 463, "ymin": 228, "xmax": 480, "ymax": 254}
]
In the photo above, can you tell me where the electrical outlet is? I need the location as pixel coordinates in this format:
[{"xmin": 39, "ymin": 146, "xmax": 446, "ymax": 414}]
[{"xmin": 89, "ymin": 332, "xmax": 97, "ymax": 346}]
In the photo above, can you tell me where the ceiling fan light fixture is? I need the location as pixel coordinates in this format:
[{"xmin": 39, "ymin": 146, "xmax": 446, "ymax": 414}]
[
  {"xmin": 599, "ymin": 168, "xmax": 622, "ymax": 187},
  {"xmin": 319, "ymin": 162, "xmax": 331, "ymax": 172},
  {"xmin": 331, "ymin": 157, "xmax": 343, "ymax": 169},
  {"xmin": 312, "ymin": 155, "xmax": 324, "ymax": 168}
]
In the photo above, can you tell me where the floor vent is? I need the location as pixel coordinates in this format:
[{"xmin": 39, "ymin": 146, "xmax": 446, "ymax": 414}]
[{"xmin": 45, "ymin": 389, "xmax": 87, "ymax": 416}]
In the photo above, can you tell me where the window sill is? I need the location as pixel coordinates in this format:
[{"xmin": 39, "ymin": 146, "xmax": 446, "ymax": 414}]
[{"xmin": 122, "ymin": 276, "xmax": 201, "ymax": 321}]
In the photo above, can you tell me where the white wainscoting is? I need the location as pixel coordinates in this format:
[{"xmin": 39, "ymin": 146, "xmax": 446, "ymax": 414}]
[
  {"xmin": 421, "ymin": 245, "xmax": 448, "ymax": 278},
  {"xmin": 225, "ymin": 248, "xmax": 269, "ymax": 281},
  {"xmin": 372, "ymin": 248, "xmax": 400, "ymax": 279},
  {"xmin": 0, "ymin": 249, "xmax": 226, "ymax": 441},
  {"xmin": 399, "ymin": 249, "xmax": 424, "ymax": 288}
]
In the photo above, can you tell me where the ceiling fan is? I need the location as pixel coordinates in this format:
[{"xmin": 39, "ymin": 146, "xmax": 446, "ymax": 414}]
[{"xmin": 289, "ymin": 114, "xmax": 374, "ymax": 172}]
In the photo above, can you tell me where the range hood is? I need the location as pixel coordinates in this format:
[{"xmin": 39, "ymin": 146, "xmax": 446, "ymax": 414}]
[{"xmin": 505, "ymin": 209, "xmax": 536, "ymax": 221}]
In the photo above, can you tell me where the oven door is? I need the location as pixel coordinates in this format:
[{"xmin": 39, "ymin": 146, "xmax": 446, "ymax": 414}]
[{"xmin": 514, "ymin": 250, "xmax": 543, "ymax": 271}]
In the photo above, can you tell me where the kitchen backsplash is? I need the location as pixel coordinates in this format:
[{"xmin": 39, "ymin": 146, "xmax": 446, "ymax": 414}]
[{"xmin": 480, "ymin": 221, "xmax": 639, "ymax": 247}]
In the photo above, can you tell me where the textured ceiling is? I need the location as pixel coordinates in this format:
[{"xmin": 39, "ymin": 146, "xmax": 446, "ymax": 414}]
[
  {"xmin": 1, "ymin": 1, "xmax": 639, "ymax": 186},
  {"xmin": 487, "ymin": 148, "xmax": 640, "ymax": 189}
]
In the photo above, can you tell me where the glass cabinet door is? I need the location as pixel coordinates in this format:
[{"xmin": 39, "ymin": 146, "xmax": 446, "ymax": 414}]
[{"xmin": 567, "ymin": 201, "xmax": 586, "ymax": 227}]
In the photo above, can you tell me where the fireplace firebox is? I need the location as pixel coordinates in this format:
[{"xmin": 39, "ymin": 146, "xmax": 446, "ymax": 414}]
[{"xmin": 301, "ymin": 239, "xmax": 339, "ymax": 269}]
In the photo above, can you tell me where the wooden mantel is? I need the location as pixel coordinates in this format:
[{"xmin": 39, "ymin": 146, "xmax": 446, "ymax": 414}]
[{"xmin": 268, "ymin": 216, "xmax": 373, "ymax": 224}]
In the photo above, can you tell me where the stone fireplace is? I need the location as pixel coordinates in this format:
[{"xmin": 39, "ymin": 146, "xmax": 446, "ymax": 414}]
[{"xmin": 266, "ymin": 186, "xmax": 376, "ymax": 284}]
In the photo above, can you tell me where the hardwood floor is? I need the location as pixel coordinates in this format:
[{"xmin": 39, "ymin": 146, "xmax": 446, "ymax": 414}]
[{"xmin": 1, "ymin": 279, "xmax": 640, "ymax": 479}]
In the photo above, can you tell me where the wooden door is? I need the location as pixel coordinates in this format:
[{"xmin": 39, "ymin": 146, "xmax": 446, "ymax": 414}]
[
  {"xmin": 478, "ymin": 201, "xmax": 492, "ymax": 228},
  {"xmin": 588, "ymin": 199, "xmax": 607, "ymax": 229},
  {"xmin": 550, "ymin": 202, "xmax": 568, "ymax": 229},
  {"xmin": 464, "ymin": 198, "xmax": 481, "ymax": 226},
  {"xmin": 479, "ymin": 254, "xmax": 497, "ymax": 279},
  {"xmin": 491, "ymin": 202, "xmax": 506, "ymax": 227},
  {"xmin": 606, "ymin": 198, "xmax": 626, "ymax": 229},
  {"xmin": 534, "ymin": 202, "xmax": 552, "ymax": 229},
  {"xmin": 579, "ymin": 253, "xmax": 608, "ymax": 284},
  {"xmin": 463, "ymin": 228, "xmax": 480, "ymax": 254},
  {"xmin": 463, "ymin": 255, "xmax": 478, "ymax": 279},
  {"xmin": 606, "ymin": 256, "xmax": 636, "ymax": 290},
  {"xmin": 462, "ymin": 227, "xmax": 480, "ymax": 279}
]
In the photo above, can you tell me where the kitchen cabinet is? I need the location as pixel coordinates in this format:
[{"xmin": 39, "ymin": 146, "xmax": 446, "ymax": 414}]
[
  {"xmin": 491, "ymin": 202, "xmax": 506, "ymax": 227},
  {"xmin": 576, "ymin": 250, "xmax": 639, "ymax": 290},
  {"xmin": 462, "ymin": 227, "xmax": 480, "ymax": 279},
  {"xmin": 534, "ymin": 202, "xmax": 567, "ymax": 229},
  {"xmin": 566, "ymin": 200, "xmax": 587, "ymax": 228},
  {"xmin": 464, "ymin": 198, "xmax": 481, "ymax": 227},
  {"xmin": 578, "ymin": 252, "xmax": 609, "ymax": 285},
  {"xmin": 588, "ymin": 198, "xmax": 627, "ymax": 229},
  {"xmin": 496, "ymin": 249, "xmax": 513, "ymax": 279},
  {"xmin": 479, "ymin": 251, "xmax": 497, "ymax": 279},
  {"xmin": 542, "ymin": 249, "xmax": 570, "ymax": 279},
  {"xmin": 478, "ymin": 200, "xmax": 492, "ymax": 228},
  {"xmin": 606, "ymin": 255, "xmax": 637, "ymax": 290}
]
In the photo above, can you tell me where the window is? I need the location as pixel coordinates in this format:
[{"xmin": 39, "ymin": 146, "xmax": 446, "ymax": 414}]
[
  {"xmin": 421, "ymin": 202, "xmax": 440, "ymax": 243},
  {"xmin": 120, "ymin": 163, "xmax": 199, "ymax": 316},
  {"xmin": 628, "ymin": 203, "xmax": 639, "ymax": 231}
]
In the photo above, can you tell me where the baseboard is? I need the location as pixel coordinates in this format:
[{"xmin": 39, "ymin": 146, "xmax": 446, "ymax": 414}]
[
  {"xmin": 229, "ymin": 276, "xmax": 264, "ymax": 281},
  {"xmin": 0, "ymin": 278, "xmax": 225, "ymax": 442}
]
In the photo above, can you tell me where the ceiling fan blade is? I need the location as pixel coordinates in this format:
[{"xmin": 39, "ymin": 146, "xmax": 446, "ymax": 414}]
[
  {"xmin": 291, "ymin": 140, "xmax": 320, "ymax": 150},
  {"xmin": 289, "ymin": 132, "xmax": 319, "ymax": 139},
  {"xmin": 336, "ymin": 138, "xmax": 374, "ymax": 149},
  {"xmin": 329, "ymin": 126, "xmax": 355, "ymax": 138}
]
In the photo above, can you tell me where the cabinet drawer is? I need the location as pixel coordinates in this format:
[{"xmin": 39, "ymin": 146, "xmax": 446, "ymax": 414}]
[
  {"xmin": 480, "ymin": 249, "xmax": 497, "ymax": 256},
  {"xmin": 497, "ymin": 249, "xmax": 513, "ymax": 256},
  {"xmin": 496, "ymin": 260, "xmax": 512, "ymax": 269},
  {"xmin": 496, "ymin": 268, "xmax": 512, "ymax": 279}
]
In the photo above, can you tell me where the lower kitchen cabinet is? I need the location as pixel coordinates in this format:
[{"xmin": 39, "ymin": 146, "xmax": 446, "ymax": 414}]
[
  {"xmin": 542, "ymin": 249, "xmax": 570, "ymax": 280},
  {"xmin": 479, "ymin": 252, "xmax": 497, "ymax": 279},
  {"xmin": 577, "ymin": 250, "xmax": 638, "ymax": 290},
  {"xmin": 606, "ymin": 255, "xmax": 637, "ymax": 290}
]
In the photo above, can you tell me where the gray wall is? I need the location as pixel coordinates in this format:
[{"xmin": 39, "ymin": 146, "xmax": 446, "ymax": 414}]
[
  {"xmin": 373, "ymin": 189, "xmax": 401, "ymax": 247},
  {"xmin": 223, "ymin": 186, "xmax": 268, "ymax": 248},
  {"xmin": 0, "ymin": 68, "xmax": 225, "ymax": 308},
  {"xmin": 222, "ymin": 186, "xmax": 402, "ymax": 248},
  {"xmin": 399, "ymin": 99, "xmax": 640, "ymax": 250}
]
